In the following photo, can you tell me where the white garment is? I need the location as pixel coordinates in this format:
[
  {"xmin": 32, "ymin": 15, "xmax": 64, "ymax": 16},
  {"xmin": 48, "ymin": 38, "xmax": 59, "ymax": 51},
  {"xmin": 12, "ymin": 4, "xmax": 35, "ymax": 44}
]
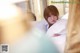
[
  {"xmin": 35, "ymin": 19, "xmax": 49, "ymax": 33},
  {"xmin": 61, "ymin": 13, "xmax": 68, "ymax": 20},
  {"xmin": 46, "ymin": 19, "xmax": 67, "ymax": 53}
]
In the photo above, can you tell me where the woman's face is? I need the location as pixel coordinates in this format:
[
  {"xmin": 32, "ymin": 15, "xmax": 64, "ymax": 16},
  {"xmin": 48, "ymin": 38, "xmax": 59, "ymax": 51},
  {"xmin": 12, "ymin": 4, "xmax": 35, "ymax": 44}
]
[{"xmin": 47, "ymin": 15, "xmax": 58, "ymax": 25}]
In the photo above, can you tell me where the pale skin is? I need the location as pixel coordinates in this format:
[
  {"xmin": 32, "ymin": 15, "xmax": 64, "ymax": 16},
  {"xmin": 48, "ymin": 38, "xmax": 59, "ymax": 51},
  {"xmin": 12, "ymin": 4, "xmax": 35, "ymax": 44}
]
[{"xmin": 47, "ymin": 15, "xmax": 58, "ymax": 25}]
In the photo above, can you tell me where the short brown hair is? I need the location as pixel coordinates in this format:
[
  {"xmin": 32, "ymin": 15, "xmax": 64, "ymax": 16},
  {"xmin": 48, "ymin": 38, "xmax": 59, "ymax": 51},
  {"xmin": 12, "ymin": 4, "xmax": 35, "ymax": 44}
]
[{"xmin": 44, "ymin": 5, "xmax": 59, "ymax": 20}]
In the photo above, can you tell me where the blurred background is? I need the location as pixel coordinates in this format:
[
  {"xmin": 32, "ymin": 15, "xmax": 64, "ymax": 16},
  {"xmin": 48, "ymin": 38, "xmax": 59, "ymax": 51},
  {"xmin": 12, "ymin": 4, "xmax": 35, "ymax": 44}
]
[{"xmin": 13, "ymin": 0, "xmax": 69, "ymax": 21}]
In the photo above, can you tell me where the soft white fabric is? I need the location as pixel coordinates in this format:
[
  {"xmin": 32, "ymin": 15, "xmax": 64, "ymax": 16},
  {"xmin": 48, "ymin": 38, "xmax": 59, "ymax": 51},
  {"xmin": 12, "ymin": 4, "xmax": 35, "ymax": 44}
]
[
  {"xmin": 46, "ymin": 19, "xmax": 67, "ymax": 53},
  {"xmin": 35, "ymin": 19, "xmax": 49, "ymax": 33},
  {"xmin": 61, "ymin": 13, "xmax": 68, "ymax": 20},
  {"xmin": 47, "ymin": 19, "xmax": 67, "ymax": 37}
]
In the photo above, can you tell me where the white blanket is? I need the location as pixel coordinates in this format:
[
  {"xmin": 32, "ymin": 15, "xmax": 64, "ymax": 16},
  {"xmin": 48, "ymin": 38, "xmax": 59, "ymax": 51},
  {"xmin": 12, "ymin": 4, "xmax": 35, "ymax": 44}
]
[{"xmin": 46, "ymin": 19, "xmax": 67, "ymax": 53}]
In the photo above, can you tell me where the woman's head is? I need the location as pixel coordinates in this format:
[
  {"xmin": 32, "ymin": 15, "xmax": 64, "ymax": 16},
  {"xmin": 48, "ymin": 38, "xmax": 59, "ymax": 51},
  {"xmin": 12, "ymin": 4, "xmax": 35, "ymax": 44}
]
[{"xmin": 44, "ymin": 5, "xmax": 59, "ymax": 25}]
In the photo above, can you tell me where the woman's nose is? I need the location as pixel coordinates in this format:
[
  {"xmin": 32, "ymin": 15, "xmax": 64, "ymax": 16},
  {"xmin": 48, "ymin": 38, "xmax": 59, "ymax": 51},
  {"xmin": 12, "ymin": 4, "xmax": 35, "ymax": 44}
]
[{"xmin": 51, "ymin": 16, "xmax": 54, "ymax": 20}]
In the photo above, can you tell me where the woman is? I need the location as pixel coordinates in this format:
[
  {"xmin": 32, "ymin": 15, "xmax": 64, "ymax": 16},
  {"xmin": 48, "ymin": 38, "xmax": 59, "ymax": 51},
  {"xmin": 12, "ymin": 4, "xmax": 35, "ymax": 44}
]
[
  {"xmin": 36, "ymin": 5, "xmax": 59, "ymax": 32},
  {"xmin": 0, "ymin": 4, "xmax": 59, "ymax": 53}
]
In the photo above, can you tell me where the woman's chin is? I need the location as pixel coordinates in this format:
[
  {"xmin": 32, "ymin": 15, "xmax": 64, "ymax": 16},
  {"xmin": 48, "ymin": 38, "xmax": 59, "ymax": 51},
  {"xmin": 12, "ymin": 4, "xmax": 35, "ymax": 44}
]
[{"xmin": 50, "ymin": 22, "xmax": 55, "ymax": 25}]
